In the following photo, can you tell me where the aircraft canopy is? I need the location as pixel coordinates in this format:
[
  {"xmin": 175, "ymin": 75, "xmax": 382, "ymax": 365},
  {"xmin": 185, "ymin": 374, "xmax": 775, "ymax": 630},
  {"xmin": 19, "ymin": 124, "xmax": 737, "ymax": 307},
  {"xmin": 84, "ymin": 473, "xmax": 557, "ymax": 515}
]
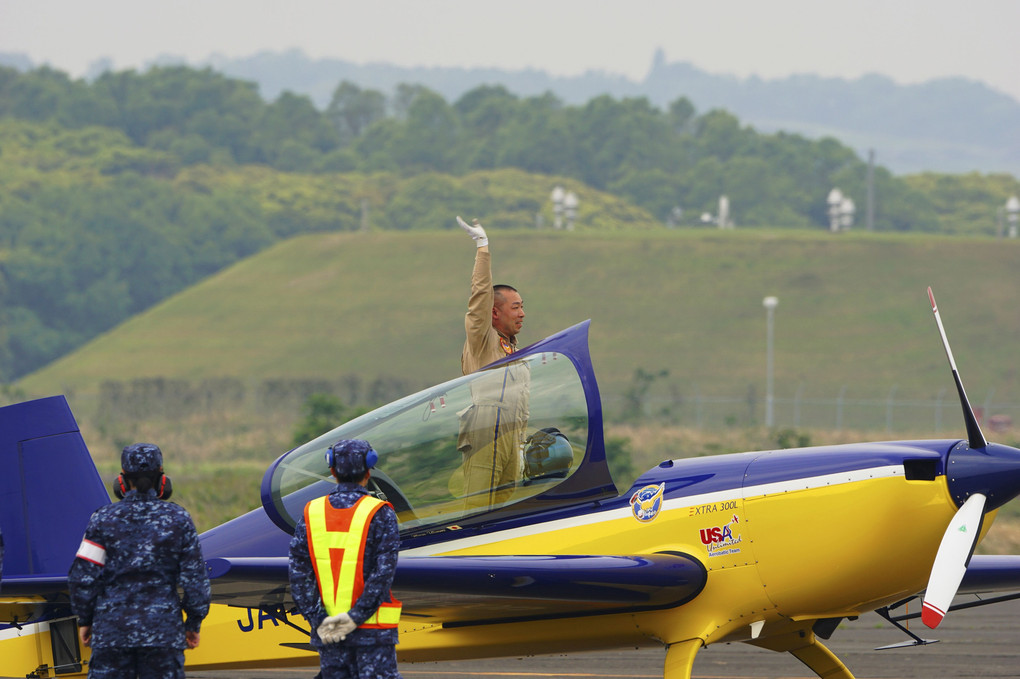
[{"xmin": 261, "ymin": 321, "xmax": 615, "ymax": 541}]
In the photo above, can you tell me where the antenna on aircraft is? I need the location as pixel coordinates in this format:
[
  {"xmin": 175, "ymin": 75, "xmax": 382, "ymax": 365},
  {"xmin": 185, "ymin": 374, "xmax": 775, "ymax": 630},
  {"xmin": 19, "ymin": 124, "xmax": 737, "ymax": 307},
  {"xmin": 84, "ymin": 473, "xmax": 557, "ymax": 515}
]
[{"xmin": 927, "ymin": 286, "xmax": 986, "ymax": 450}]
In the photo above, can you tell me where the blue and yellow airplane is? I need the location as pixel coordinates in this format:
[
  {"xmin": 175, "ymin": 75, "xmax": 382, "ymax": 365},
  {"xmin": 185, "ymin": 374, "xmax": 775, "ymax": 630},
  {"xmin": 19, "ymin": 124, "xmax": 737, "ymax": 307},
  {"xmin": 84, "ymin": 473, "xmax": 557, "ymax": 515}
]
[{"xmin": 3, "ymin": 288, "xmax": 1020, "ymax": 678}]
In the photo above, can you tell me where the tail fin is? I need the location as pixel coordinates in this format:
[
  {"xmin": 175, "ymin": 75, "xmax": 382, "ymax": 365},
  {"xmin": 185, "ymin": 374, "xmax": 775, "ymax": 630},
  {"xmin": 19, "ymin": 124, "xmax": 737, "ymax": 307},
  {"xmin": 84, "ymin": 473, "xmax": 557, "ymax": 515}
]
[{"xmin": 0, "ymin": 395, "xmax": 109, "ymax": 591}]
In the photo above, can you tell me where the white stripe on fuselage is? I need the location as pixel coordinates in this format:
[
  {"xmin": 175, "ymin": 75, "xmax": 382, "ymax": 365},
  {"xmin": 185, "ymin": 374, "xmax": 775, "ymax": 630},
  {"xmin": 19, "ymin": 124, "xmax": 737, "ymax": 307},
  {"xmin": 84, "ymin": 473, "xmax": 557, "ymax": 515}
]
[
  {"xmin": 401, "ymin": 464, "xmax": 904, "ymax": 555},
  {"xmin": 0, "ymin": 620, "xmax": 52, "ymax": 641}
]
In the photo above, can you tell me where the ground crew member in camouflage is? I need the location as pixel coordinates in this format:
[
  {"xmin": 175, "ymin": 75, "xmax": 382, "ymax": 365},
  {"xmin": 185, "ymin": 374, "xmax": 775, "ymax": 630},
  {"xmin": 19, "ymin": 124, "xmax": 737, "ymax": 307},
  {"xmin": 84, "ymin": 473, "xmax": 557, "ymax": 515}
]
[
  {"xmin": 289, "ymin": 439, "xmax": 402, "ymax": 679},
  {"xmin": 68, "ymin": 443, "xmax": 210, "ymax": 679}
]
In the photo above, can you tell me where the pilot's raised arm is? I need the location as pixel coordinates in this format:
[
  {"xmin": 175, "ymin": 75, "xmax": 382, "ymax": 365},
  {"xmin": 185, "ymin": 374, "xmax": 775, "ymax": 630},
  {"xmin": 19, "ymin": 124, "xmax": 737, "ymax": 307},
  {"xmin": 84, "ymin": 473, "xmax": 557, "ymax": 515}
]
[
  {"xmin": 456, "ymin": 216, "xmax": 530, "ymax": 509},
  {"xmin": 458, "ymin": 216, "xmax": 525, "ymax": 375}
]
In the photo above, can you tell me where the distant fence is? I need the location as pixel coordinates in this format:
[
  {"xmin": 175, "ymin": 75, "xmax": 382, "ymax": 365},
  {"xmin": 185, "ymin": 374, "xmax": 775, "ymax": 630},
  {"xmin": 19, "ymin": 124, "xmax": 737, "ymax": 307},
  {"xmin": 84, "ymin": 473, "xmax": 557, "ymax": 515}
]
[
  {"xmin": 603, "ymin": 389, "xmax": 1020, "ymax": 436},
  {"xmin": 11, "ymin": 376, "xmax": 420, "ymax": 423},
  {"xmin": 7, "ymin": 377, "xmax": 1018, "ymax": 438}
]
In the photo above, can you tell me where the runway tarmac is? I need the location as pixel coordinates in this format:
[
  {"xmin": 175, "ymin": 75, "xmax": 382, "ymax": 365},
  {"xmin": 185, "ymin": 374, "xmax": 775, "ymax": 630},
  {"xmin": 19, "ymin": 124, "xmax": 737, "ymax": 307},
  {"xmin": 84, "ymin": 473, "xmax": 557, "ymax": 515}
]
[{"xmin": 187, "ymin": 597, "xmax": 1020, "ymax": 678}]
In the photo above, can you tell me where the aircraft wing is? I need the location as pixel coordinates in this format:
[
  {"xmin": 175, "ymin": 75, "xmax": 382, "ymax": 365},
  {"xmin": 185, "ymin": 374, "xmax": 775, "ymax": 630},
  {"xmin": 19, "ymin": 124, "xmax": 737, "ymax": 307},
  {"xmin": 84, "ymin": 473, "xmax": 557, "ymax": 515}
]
[
  {"xmin": 959, "ymin": 555, "xmax": 1020, "ymax": 594},
  {"xmin": 888, "ymin": 554, "xmax": 1020, "ymax": 626},
  {"xmin": 206, "ymin": 552, "xmax": 707, "ymax": 623},
  {"xmin": 0, "ymin": 575, "xmax": 70, "ymax": 596}
]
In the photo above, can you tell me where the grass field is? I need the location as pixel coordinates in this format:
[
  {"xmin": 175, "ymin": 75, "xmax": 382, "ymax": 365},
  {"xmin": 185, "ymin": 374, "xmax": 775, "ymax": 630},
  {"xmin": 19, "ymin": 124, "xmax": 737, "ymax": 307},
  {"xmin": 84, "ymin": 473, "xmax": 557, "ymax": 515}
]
[
  {"xmin": 13, "ymin": 228, "xmax": 1020, "ymax": 549},
  {"xmin": 19, "ymin": 228, "xmax": 1020, "ymax": 404}
]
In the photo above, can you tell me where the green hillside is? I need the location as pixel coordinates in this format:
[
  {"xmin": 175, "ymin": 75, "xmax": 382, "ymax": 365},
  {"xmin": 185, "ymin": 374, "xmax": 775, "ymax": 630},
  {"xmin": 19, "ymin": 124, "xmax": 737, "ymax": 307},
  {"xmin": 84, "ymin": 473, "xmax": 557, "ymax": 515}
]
[
  {"xmin": 3, "ymin": 67, "xmax": 1018, "ymax": 384},
  {"xmin": 21, "ymin": 229, "xmax": 1020, "ymax": 415},
  {"xmin": 19, "ymin": 228, "xmax": 1020, "ymax": 540}
]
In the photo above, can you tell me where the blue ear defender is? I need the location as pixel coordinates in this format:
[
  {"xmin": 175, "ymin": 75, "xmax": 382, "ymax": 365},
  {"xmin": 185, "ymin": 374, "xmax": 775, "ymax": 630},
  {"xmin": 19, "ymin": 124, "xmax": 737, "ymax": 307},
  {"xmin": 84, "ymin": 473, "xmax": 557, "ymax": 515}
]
[{"xmin": 324, "ymin": 441, "xmax": 378, "ymax": 471}]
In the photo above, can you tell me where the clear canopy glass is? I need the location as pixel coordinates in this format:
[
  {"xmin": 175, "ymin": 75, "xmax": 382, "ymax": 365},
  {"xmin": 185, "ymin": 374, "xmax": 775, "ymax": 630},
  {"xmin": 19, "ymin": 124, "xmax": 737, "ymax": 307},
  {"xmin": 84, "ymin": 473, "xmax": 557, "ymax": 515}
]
[{"xmin": 261, "ymin": 335, "xmax": 606, "ymax": 537}]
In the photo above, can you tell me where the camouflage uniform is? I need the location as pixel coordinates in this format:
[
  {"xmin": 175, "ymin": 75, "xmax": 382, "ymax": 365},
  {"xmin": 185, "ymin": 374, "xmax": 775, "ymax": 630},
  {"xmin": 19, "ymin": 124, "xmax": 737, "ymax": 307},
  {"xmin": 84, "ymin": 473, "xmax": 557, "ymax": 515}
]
[
  {"xmin": 289, "ymin": 440, "xmax": 402, "ymax": 679},
  {"xmin": 68, "ymin": 444, "xmax": 210, "ymax": 679}
]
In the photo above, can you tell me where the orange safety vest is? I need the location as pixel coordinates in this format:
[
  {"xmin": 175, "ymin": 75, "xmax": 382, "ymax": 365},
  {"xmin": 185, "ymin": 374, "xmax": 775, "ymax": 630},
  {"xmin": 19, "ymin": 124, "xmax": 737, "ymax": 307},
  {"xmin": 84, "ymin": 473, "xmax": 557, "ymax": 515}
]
[{"xmin": 304, "ymin": 495, "xmax": 402, "ymax": 628}]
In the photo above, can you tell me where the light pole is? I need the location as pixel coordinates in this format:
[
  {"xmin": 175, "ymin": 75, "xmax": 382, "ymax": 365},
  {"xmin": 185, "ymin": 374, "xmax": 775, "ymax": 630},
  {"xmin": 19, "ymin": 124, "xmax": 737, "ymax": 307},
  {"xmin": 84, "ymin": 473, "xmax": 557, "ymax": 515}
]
[
  {"xmin": 763, "ymin": 296, "xmax": 779, "ymax": 428},
  {"xmin": 866, "ymin": 149, "xmax": 875, "ymax": 231},
  {"xmin": 1007, "ymin": 195, "xmax": 1019, "ymax": 239},
  {"xmin": 551, "ymin": 186, "xmax": 565, "ymax": 230},
  {"xmin": 563, "ymin": 190, "xmax": 578, "ymax": 231}
]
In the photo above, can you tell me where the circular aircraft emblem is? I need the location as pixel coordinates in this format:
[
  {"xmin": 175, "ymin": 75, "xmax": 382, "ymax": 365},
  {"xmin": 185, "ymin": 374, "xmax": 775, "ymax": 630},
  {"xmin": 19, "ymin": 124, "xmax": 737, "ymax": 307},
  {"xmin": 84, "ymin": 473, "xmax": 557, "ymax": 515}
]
[{"xmin": 630, "ymin": 483, "xmax": 665, "ymax": 523}]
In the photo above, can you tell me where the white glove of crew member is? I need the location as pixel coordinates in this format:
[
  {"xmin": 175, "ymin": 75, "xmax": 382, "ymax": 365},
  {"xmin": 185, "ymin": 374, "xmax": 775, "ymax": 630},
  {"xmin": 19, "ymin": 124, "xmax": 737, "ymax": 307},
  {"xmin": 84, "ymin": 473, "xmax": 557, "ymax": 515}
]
[
  {"xmin": 316, "ymin": 617, "xmax": 341, "ymax": 644},
  {"xmin": 456, "ymin": 216, "xmax": 488, "ymax": 248},
  {"xmin": 317, "ymin": 612, "xmax": 357, "ymax": 644}
]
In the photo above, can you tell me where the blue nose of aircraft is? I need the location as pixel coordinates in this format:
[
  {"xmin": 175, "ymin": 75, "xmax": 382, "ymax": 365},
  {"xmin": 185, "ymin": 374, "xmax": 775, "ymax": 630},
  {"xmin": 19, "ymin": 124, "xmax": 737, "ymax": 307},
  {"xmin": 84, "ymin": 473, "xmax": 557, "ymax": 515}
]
[{"xmin": 946, "ymin": 441, "xmax": 1020, "ymax": 511}]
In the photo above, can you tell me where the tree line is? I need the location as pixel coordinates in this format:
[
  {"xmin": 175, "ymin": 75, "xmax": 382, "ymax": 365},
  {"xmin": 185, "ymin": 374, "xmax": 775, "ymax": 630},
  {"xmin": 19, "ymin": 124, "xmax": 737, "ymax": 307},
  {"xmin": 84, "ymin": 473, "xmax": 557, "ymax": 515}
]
[
  {"xmin": 0, "ymin": 64, "xmax": 1016, "ymax": 382},
  {"xmin": 4, "ymin": 63, "xmax": 999, "ymax": 228}
]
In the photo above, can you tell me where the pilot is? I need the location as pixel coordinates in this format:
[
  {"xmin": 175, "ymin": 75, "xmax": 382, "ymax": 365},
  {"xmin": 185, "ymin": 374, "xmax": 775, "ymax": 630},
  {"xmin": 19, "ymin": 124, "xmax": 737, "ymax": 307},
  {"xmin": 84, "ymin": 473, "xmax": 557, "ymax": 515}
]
[
  {"xmin": 68, "ymin": 443, "xmax": 210, "ymax": 679},
  {"xmin": 288, "ymin": 439, "xmax": 403, "ymax": 679},
  {"xmin": 456, "ymin": 216, "xmax": 530, "ymax": 510}
]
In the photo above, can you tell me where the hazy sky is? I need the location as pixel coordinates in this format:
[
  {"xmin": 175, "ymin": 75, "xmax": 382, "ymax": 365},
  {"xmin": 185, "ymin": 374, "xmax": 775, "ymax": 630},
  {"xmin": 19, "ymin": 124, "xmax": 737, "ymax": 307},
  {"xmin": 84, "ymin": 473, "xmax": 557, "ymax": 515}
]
[{"xmin": 3, "ymin": 0, "xmax": 1019, "ymax": 102}]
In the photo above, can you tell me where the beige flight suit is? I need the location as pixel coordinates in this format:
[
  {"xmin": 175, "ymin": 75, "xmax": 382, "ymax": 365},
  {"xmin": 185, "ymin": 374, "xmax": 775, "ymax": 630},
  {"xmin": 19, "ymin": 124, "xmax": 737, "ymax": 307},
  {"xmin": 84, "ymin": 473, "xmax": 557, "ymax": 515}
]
[{"xmin": 459, "ymin": 248, "xmax": 530, "ymax": 510}]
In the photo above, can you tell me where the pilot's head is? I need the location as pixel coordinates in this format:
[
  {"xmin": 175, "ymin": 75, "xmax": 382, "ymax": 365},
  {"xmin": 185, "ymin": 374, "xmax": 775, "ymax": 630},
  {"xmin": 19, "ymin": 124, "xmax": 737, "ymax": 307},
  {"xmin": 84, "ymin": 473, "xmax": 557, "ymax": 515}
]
[
  {"xmin": 326, "ymin": 439, "xmax": 378, "ymax": 484},
  {"xmin": 492, "ymin": 284, "xmax": 524, "ymax": 340}
]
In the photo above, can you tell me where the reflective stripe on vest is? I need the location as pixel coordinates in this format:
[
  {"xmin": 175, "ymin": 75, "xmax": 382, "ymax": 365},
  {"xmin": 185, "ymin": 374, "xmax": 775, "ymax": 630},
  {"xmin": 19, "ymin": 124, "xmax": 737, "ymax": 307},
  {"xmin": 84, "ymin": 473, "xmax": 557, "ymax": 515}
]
[{"xmin": 305, "ymin": 494, "xmax": 402, "ymax": 628}]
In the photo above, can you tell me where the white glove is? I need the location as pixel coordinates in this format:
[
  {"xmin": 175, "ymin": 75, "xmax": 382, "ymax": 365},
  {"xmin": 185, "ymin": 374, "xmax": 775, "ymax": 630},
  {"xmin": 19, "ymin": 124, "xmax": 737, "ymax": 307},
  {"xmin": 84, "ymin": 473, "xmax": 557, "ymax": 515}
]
[
  {"xmin": 317, "ymin": 612, "xmax": 357, "ymax": 643},
  {"xmin": 456, "ymin": 216, "xmax": 488, "ymax": 248},
  {"xmin": 316, "ymin": 617, "xmax": 341, "ymax": 644},
  {"xmin": 335, "ymin": 612, "xmax": 357, "ymax": 637}
]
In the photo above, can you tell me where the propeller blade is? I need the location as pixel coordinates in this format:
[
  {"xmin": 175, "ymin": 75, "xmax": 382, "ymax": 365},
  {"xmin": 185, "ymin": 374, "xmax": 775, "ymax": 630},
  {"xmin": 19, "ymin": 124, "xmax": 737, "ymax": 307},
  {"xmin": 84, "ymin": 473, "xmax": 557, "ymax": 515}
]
[
  {"xmin": 927, "ymin": 287, "xmax": 986, "ymax": 449},
  {"xmin": 921, "ymin": 492, "xmax": 986, "ymax": 628}
]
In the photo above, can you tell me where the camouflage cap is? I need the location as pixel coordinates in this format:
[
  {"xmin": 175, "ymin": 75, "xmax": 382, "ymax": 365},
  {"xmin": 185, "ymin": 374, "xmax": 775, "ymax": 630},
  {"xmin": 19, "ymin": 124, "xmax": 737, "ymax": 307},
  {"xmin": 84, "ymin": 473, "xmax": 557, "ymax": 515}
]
[
  {"xmin": 121, "ymin": 443, "xmax": 163, "ymax": 473},
  {"xmin": 327, "ymin": 439, "xmax": 376, "ymax": 478}
]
